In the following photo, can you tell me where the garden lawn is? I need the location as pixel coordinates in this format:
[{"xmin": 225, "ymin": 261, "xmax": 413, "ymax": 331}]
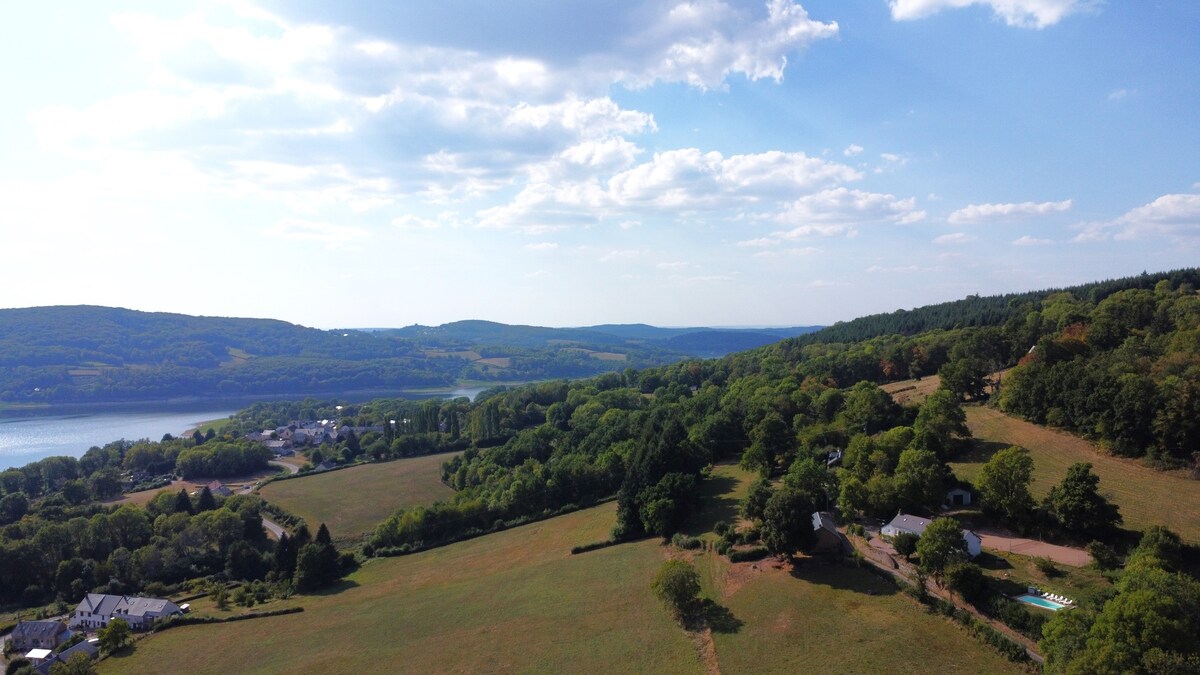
[
  {"xmin": 100, "ymin": 503, "xmax": 700, "ymax": 675},
  {"xmin": 952, "ymin": 406, "xmax": 1200, "ymax": 543},
  {"xmin": 259, "ymin": 453, "xmax": 457, "ymax": 538}
]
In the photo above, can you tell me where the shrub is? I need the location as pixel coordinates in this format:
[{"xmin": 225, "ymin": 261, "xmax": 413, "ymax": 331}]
[
  {"xmin": 1034, "ymin": 556, "xmax": 1061, "ymax": 577},
  {"xmin": 671, "ymin": 533, "xmax": 702, "ymax": 550},
  {"xmin": 1086, "ymin": 540, "xmax": 1120, "ymax": 570},
  {"xmin": 713, "ymin": 520, "xmax": 732, "ymax": 537},
  {"xmin": 729, "ymin": 547, "xmax": 770, "ymax": 563},
  {"xmin": 892, "ymin": 532, "xmax": 920, "ymax": 559},
  {"xmin": 652, "ymin": 560, "xmax": 700, "ymax": 618}
]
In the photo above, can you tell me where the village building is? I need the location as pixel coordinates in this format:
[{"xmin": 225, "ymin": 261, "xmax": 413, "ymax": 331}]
[
  {"xmin": 206, "ymin": 480, "xmax": 233, "ymax": 498},
  {"xmin": 9, "ymin": 620, "xmax": 71, "ymax": 652},
  {"xmin": 944, "ymin": 487, "xmax": 973, "ymax": 508},
  {"xmin": 882, "ymin": 512, "xmax": 982, "ymax": 557},
  {"xmin": 34, "ymin": 639, "xmax": 100, "ymax": 674},
  {"xmin": 810, "ymin": 512, "xmax": 845, "ymax": 554},
  {"xmin": 69, "ymin": 594, "xmax": 183, "ymax": 631}
]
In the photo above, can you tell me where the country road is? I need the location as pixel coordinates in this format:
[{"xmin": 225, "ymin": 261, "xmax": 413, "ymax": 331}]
[{"xmin": 262, "ymin": 516, "xmax": 286, "ymax": 539}]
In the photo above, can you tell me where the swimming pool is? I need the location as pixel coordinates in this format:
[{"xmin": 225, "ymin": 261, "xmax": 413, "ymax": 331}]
[{"xmin": 1013, "ymin": 594, "xmax": 1067, "ymax": 611}]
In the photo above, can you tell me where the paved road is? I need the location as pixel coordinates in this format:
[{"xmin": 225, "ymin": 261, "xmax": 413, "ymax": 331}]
[
  {"xmin": 262, "ymin": 516, "xmax": 286, "ymax": 539},
  {"xmin": 269, "ymin": 460, "xmax": 300, "ymax": 475}
]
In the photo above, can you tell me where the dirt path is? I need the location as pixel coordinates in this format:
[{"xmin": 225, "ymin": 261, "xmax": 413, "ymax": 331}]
[
  {"xmin": 975, "ymin": 530, "xmax": 1091, "ymax": 567},
  {"xmin": 685, "ymin": 626, "xmax": 720, "ymax": 675}
]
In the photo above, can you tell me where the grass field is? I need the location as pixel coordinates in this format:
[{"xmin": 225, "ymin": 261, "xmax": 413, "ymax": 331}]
[
  {"xmin": 106, "ymin": 462, "xmax": 1025, "ymax": 674},
  {"xmin": 258, "ymin": 454, "xmax": 457, "ymax": 538},
  {"xmin": 102, "ymin": 504, "xmax": 700, "ymax": 674},
  {"xmin": 952, "ymin": 406, "xmax": 1200, "ymax": 543}
]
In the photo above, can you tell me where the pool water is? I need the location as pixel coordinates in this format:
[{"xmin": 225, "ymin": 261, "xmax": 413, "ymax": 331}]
[{"xmin": 1014, "ymin": 594, "xmax": 1067, "ymax": 611}]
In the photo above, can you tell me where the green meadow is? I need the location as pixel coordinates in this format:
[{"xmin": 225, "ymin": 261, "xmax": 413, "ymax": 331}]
[
  {"xmin": 259, "ymin": 453, "xmax": 457, "ymax": 539},
  {"xmin": 106, "ymin": 464, "xmax": 1021, "ymax": 674}
]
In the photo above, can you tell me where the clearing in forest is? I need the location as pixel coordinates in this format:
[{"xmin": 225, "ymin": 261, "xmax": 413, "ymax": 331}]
[{"xmin": 259, "ymin": 453, "xmax": 457, "ymax": 538}]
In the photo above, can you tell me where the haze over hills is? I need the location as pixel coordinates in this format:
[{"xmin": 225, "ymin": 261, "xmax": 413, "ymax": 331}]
[{"xmin": 0, "ymin": 306, "xmax": 821, "ymax": 405}]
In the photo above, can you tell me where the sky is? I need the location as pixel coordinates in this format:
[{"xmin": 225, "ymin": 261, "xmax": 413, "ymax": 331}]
[{"xmin": 1, "ymin": 0, "xmax": 1198, "ymax": 329}]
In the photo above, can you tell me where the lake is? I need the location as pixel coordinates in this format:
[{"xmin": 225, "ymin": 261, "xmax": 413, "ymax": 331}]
[
  {"xmin": 0, "ymin": 385, "xmax": 490, "ymax": 470},
  {"xmin": 0, "ymin": 408, "xmax": 238, "ymax": 470}
]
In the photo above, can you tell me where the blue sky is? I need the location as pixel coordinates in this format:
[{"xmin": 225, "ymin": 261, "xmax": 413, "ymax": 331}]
[{"xmin": 1, "ymin": 0, "xmax": 1197, "ymax": 328}]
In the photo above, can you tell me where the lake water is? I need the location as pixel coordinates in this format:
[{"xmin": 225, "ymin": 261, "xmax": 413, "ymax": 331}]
[
  {"xmin": 0, "ymin": 386, "xmax": 490, "ymax": 470},
  {"xmin": 0, "ymin": 409, "xmax": 239, "ymax": 470}
]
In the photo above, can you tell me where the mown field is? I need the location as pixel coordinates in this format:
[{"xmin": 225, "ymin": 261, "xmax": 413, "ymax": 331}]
[
  {"xmin": 105, "ymin": 465, "xmax": 1022, "ymax": 674},
  {"xmin": 259, "ymin": 453, "xmax": 457, "ymax": 538},
  {"xmin": 952, "ymin": 406, "xmax": 1200, "ymax": 543}
]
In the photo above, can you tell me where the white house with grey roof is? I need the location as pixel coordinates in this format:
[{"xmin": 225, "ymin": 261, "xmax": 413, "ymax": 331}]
[
  {"xmin": 882, "ymin": 513, "xmax": 981, "ymax": 557},
  {"xmin": 70, "ymin": 594, "xmax": 182, "ymax": 631}
]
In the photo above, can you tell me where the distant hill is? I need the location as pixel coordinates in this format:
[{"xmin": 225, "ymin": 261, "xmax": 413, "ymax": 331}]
[{"xmin": 0, "ymin": 306, "xmax": 820, "ymax": 405}]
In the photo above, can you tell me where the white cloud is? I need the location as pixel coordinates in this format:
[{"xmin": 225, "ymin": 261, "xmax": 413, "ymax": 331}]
[
  {"xmin": 1073, "ymin": 193, "xmax": 1200, "ymax": 242},
  {"xmin": 843, "ymin": 144, "xmax": 864, "ymax": 157},
  {"xmin": 525, "ymin": 242, "xmax": 560, "ymax": 251},
  {"xmin": 1013, "ymin": 235, "xmax": 1054, "ymax": 245},
  {"xmin": 752, "ymin": 246, "xmax": 820, "ymax": 258},
  {"xmin": 777, "ymin": 188, "xmax": 925, "ymax": 226},
  {"xmin": 806, "ymin": 279, "xmax": 849, "ymax": 288},
  {"xmin": 613, "ymin": 0, "xmax": 839, "ymax": 90},
  {"xmin": 599, "ymin": 249, "xmax": 644, "ymax": 262},
  {"xmin": 888, "ymin": 0, "xmax": 1095, "ymax": 28},
  {"xmin": 1113, "ymin": 193, "xmax": 1200, "ymax": 240},
  {"xmin": 933, "ymin": 232, "xmax": 974, "ymax": 244},
  {"xmin": 948, "ymin": 199, "xmax": 1072, "ymax": 224},
  {"xmin": 866, "ymin": 265, "xmax": 921, "ymax": 273},
  {"xmin": 657, "ymin": 261, "xmax": 690, "ymax": 270},
  {"xmin": 1108, "ymin": 88, "xmax": 1131, "ymax": 101}
]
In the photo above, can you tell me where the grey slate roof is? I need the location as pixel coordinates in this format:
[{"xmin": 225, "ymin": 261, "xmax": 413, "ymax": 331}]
[
  {"xmin": 35, "ymin": 640, "xmax": 99, "ymax": 675},
  {"xmin": 883, "ymin": 513, "xmax": 932, "ymax": 536},
  {"xmin": 11, "ymin": 621, "xmax": 67, "ymax": 641},
  {"xmin": 75, "ymin": 594, "xmax": 181, "ymax": 621}
]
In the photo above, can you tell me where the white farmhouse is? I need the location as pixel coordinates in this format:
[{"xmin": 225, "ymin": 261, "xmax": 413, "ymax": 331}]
[{"xmin": 881, "ymin": 512, "xmax": 981, "ymax": 557}]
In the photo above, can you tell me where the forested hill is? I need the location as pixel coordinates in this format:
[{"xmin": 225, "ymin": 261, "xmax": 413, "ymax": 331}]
[
  {"xmin": 796, "ymin": 268, "xmax": 1200, "ymax": 345},
  {"xmin": 0, "ymin": 307, "xmax": 818, "ymax": 404}
]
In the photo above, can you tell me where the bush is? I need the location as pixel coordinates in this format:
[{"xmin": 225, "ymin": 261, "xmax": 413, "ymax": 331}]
[
  {"xmin": 944, "ymin": 561, "xmax": 988, "ymax": 603},
  {"xmin": 1034, "ymin": 556, "xmax": 1061, "ymax": 577},
  {"xmin": 671, "ymin": 533, "xmax": 702, "ymax": 550},
  {"xmin": 652, "ymin": 560, "xmax": 700, "ymax": 618},
  {"xmin": 892, "ymin": 532, "xmax": 920, "ymax": 559},
  {"xmin": 570, "ymin": 540, "xmax": 618, "ymax": 555},
  {"xmin": 729, "ymin": 547, "xmax": 770, "ymax": 563},
  {"xmin": 713, "ymin": 520, "xmax": 732, "ymax": 536},
  {"xmin": 1087, "ymin": 540, "xmax": 1120, "ymax": 570}
]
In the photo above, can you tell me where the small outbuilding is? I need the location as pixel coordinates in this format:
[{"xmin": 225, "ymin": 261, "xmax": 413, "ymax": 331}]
[
  {"xmin": 944, "ymin": 487, "xmax": 972, "ymax": 508},
  {"xmin": 810, "ymin": 511, "xmax": 844, "ymax": 554}
]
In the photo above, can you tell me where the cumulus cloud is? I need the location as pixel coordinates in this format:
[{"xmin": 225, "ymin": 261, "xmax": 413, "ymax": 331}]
[
  {"xmin": 888, "ymin": 0, "xmax": 1096, "ymax": 28},
  {"xmin": 1073, "ymin": 193, "xmax": 1200, "ymax": 242},
  {"xmin": 612, "ymin": 0, "xmax": 839, "ymax": 90},
  {"xmin": 1112, "ymin": 193, "xmax": 1200, "ymax": 239},
  {"xmin": 657, "ymin": 261, "xmax": 690, "ymax": 270},
  {"xmin": 933, "ymin": 232, "xmax": 974, "ymax": 244},
  {"xmin": 843, "ymin": 144, "xmax": 864, "ymax": 157},
  {"xmin": 525, "ymin": 242, "xmax": 560, "ymax": 251},
  {"xmin": 948, "ymin": 198, "xmax": 1072, "ymax": 224},
  {"xmin": 1013, "ymin": 235, "xmax": 1054, "ymax": 245}
]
